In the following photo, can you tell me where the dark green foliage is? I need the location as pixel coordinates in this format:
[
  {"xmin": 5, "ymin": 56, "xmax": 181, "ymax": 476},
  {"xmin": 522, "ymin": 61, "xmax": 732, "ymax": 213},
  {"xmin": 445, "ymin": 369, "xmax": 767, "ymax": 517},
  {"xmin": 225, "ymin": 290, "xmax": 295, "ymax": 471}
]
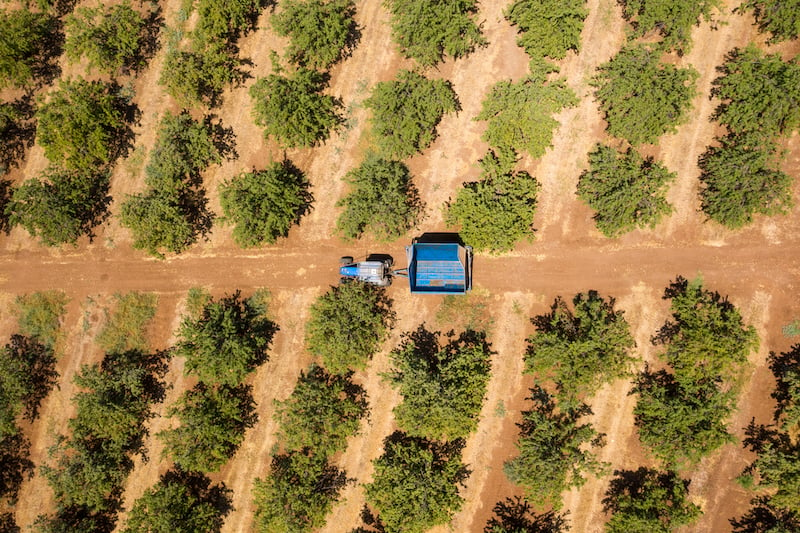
[
  {"xmin": 65, "ymin": 1, "xmax": 158, "ymax": 74},
  {"xmin": 96, "ymin": 292, "xmax": 158, "ymax": 354},
  {"xmin": 7, "ymin": 167, "xmax": 111, "ymax": 246},
  {"xmin": 526, "ymin": 291, "xmax": 635, "ymax": 406},
  {"xmin": 122, "ymin": 469, "xmax": 232, "ymax": 533},
  {"xmin": 711, "ymin": 44, "xmax": 800, "ymax": 137},
  {"xmin": 250, "ymin": 67, "xmax": 342, "ymax": 148},
  {"xmin": 196, "ymin": 0, "xmax": 263, "ymax": 41},
  {"xmin": 386, "ymin": 327, "xmax": 493, "ymax": 441},
  {"xmin": 0, "ymin": 9, "xmax": 59, "ymax": 89},
  {"xmin": 335, "ymin": 156, "xmax": 423, "ymax": 242},
  {"xmin": 592, "ymin": 44, "xmax": 698, "ymax": 145},
  {"xmin": 603, "ymin": 467, "xmax": 701, "ymax": 533},
  {"xmin": 384, "ymin": 0, "xmax": 485, "ymax": 66},
  {"xmin": 698, "ymin": 132, "xmax": 792, "ymax": 228},
  {"xmin": 160, "ymin": 42, "xmax": 248, "ymax": 108},
  {"xmin": 176, "ymin": 291, "xmax": 277, "ymax": 386},
  {"xmin": 618, "ymin": 0, "xmax": 721, "ymax": 54},
  {"xmin": 253, "ymin": 450, "xmax": 349, "ymax": 533},
  {"xmin": 364, "ymin": 70, "xmax": 459, "ymax": 159},
  {"xmin": 0, "ymin": 179, "xmax": 10, "ymax": 235},
  {"xmin": 219, "ymin": 161, "xmax": 313, "ymax": 247},
  {"xmin": 364, "ymin": 432, "xmax": 470, "ymax": 533},
  {"xmin": 504, "ymin": 386, "xmax": 607, "ymax": 510},
  {"xmin": 484, "ymin": 496, "xmax": 568, "ymax": 533},
  {"xmin": 14, "ymin": 290, "xmax": 68, "ymax": 349},
  {"xmin": 159, "ymin": 383, "xmax": 257, "ymax": 473},
  {"xmin": 0, "ymin": 335, "xmax": 58, "ymax": 433},
  {"xmin": 738, "ymin": 0, "xmax": 800, "ymax": 43},
  {"xmin": 740, "ymin": 422, "xmax": 800, "ymax": 514},
  {"xmin": 769, "ymin": 345, "xmax": 800, "ymax": 432},
  {"xmin": 730, "ymin": 496, "xmax": 800, "ymax": 533},
  {"xmin": 33, "ymin": 505, "xmax": 117, "ymax": 533},
  {"xmin": 306, "ymin": 282, "xmax": 395, "ymax": 375},
  {"xmin": 577, "ymin": 144, "xmax": 675, "ymax": 237},
  {"xmin": 0, "ymin": 511, "xmax": 19, "ymax": 533},
  {"xmin": 0, "ymin": 97, "xmax": 36, "ymax": 176},
  {"xmin": 0, "ymin": 431, "xmax": 34, "ymax": 503},
  {"xmin": 445, "ymin": 149, "xmax": 540, "ymax": 253},
  {"xmin": 272, "ymin": 0, "xmax": 359, "ymax": 69},
  {"xmin": 505, "ymin": 0, "xmax": 587, "ymax": 60},
  {"xmin": 36, "ymin": 78, "xmax": 135, "ymax": 171},
  {"xmin": 275, "ymin": 365, "xmax": 368, "ymax": 457},
  {"xmin": 476, "ymin": 68, "xmax": 578, "ymax": 158}
]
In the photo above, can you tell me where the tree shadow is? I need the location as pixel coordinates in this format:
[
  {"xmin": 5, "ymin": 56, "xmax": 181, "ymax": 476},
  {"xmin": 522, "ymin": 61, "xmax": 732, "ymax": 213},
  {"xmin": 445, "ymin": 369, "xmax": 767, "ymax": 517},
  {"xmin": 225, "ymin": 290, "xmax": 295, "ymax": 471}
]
[
  {"xmin": 484, "ymin": 496, "xmax": 568, "ymax": 533},
  {"xmin": 205, "ymin": 115, "xmax": 238, "ymax": 162},
  {"xmin": 5, "ymin": 334, "xmax": 59, "ymax": 421},
  {"xmin": 161, "ymin": 468, "xmax": 233, "ymax": 519},
  {"xmin": 0, "ymin": 432, "xmax": 34, "ymax": 504},
  {"xmin": 34, "ymin": 502, "xmax": 119, "ymax": 533},
  {"xmin": 768, "ymin": 344, "xmax": 800, "ymax": 423},
  {"xmin": 0, "ymin": 95, "xmax": 37, "ymax": 176},
  {"xmin": 730, "ymin": 496, "xmax": 800, "ymax": 533},
  {"xmin": 349, "ymin": 505, "xmax": 386, "ymax": 533},
  {"xmin": 126, "ymin": 2, "xmax": 165, "ymax": 76},
  {"xmin": 280, "ymin": 159, "xmax": 314, "ymax": 225}
]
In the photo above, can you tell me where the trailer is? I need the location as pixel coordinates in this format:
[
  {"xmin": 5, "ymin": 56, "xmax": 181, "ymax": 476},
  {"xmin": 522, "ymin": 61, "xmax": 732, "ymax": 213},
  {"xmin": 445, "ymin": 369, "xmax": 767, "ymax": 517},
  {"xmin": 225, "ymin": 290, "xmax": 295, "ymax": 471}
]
[{"xmin": 395, "ymin": 240, "xmax": 473, "ymax": 294}]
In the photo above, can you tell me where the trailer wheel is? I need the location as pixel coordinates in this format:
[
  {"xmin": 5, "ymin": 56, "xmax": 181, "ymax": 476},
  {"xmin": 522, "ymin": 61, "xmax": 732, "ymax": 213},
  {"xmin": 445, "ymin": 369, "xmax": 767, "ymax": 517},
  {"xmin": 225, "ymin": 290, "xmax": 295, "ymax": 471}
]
[{"xmin": 339, "ymin": 256, "xmax": 354, "ymax": 265}]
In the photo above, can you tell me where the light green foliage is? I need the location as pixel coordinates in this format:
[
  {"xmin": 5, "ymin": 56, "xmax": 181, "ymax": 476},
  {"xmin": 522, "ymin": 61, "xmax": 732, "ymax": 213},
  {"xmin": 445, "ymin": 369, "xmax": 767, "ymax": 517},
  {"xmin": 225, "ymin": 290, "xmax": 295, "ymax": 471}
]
[
  {"xmin": 505, "ymin": 0, "xmax": 588, "ymax": 60},
  {"xmin": 484, "ymin": 496, "xmax": 568, "ymax": 533},
  {"xmin": 739, "ymin": 0, "xmax": 800, "ymax": 43},
  {"xmin": 476, "ymin": 67, "xmax": 578, "ymax": 158},
  {"xmin": 335, "ymin": 156, "xmax": 422, "ymax": 242},
  {"xmin": 219, "ymin": 161, "xmax": 312, "ymax": 247},
  {"xmin": 176, "ymin": 291, "xmax": 277, "ymax": 386},
  {"xmin": 384, "ymin": 0, "xmax": 485, "ymax": 66},
  {"xmin": 435, "ymin": 287, "xmax": 493, "ymax": 333},
  {"xmin": 603, "ymin": 468, "xmax": 702, "ymax": 533},
  {"xmin": 504, "ymin": 386, "xmax": 608, "ymax": 510},
  {"xmin": 196, "ymin": 0, "xmax": 262, "ymax": 41},
  {"xmin": 577, "ymin": 144, "xmax": 675, "ymax": 237},
  {"xmin": 711, "ymin": 44, "xmax": 800, "ymax": 137},
  {"xmin": 0, "ymin": 9, "xmax": 57, "ymax": 89},
  {"xmin": 160, "ymin": 41, "xmax": 247, "ymax": 108},
  {"xmin": 96, "ymin": 292, "xmax": 158, "ymax": 354},
  {"xmin": 364, "ymin": 433, "xmax": 469, "ymax": 533},
  {"xmin": 387, "ymin": 327, "xmax": 492, "ymax": 441},
  {"xmin": 445, "ymin": 149, "xmax": 540, "ymax": 254},
  {"xmin": 0, "ymin": 335, "xmax": 58, "ymax": 435},
  {"xmin": 592, "ymin": 44, "xmax": 698, "ymax": 145},
  {"xmin": 123, "ymin": 470, "xmax": 232, "ymax": 533},
  {"xmin": 36, "ymin": 78, "xmax": 134, "ymax": 170},
  {"xmin": 250, "ymin": 67, "xmax": 342, "ymax": 148},
  {"xmin": 7, "ymin": 167, "xmax": 111, "ymax": 246},
  {"xmin": 253, "ymin": 451, "xmax": 348, "ymax": 533},
  {"xmin": 698, "ymin": 133, "xmax": 792, "ymax": 229},
  {"xmin": 275, "ymin": 365, "xmax": 368, "ymax": 457},
  {"xmin": 159, "ymin": 383, "xmax": 257, "ymax": 472},
  {"xmin": 306, "ymin": 282, "xmax": 395, "ymax": 375},
  {"xmin": 272, "ymin": 0, "xmax": 358, "ymax": 69},
  {"xmin": 365, "ymin": 70, "xmax": 459, "ymax": 159},
  {"xmin": 14, "ymin": 290, "xmax": 68, "ymax": 349},
  {"xmin": 526, "ymin": 291, "xmax": 635, "ymax": 406},
  {"xmin": 618, "ymin": 0, "xmax": 721, "ymax": 54},
  {"xmin": 65, "ymin": 1, "xmax": 150, "ymax": 74}
]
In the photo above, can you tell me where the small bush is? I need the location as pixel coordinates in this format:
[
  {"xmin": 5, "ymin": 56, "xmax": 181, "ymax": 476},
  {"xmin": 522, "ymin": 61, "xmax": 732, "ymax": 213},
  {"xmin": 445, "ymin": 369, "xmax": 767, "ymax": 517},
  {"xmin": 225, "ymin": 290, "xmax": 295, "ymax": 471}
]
[
  {"xmin": 96, "ymin": 292, "xmax": 158, "ymax": 354},
  {"xmin": 14, "ymin": 291, "xmax": 68, "ymax": 349}
]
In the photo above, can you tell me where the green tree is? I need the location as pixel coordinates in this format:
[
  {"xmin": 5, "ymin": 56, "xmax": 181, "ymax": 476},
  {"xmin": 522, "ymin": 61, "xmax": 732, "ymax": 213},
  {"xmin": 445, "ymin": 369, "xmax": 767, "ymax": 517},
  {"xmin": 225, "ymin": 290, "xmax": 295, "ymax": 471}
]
[
  {"xmin": 0, "ymin": 97, "xmax": 36, "ymax": 176},
  {"xmin": 710, "ymin": 44, "xmax": 800, "ymax": 137},
  {"xmin": 0, "ymin": 9, "xmax": 58, "ymax": 89},
  {"xmin": 603, "ymin": 467, "xmax": 702, "ymax": 533},
  {"xmin": 159, "ymin": 383, "xmax": 257, "ymax": 473},
  {"xmin": 7, "ymin": 167, "xmax": 111, "ymax": 246},
  {"xmin": 219, "ymin": 161, "xmax": 312, "ymax": 247},
  {"xmin": 122, "ymin": 469, "xmax": 232, "ymax": 533},
  {"xmin": 253, "ymin": 450, "xmax": 349, "ymax": 533},
  {"xmin": 275, "ymin": 365, "xmax": 368, "ymax": 457},
  {"xmin": 525, "ymin": 291, "xmax": 635, "ymax": 406},
  {"xmin": 738, "ymin": 0, "xmax": 800, "ymax": 43},
  {"xmin": 484, "ymin": 497, "xmax": 568, "ymax": 533},
  {"xmin": 769, "ymin": 345, "xmax": 800, "ymax": 433},
  {"xmin": 730, "ymin": 496, "xmax": 800, "ymax": 533},
  {"xmin": 698, "ymin": 132, "xmax": 793, "ymax": 229},
  {"xmin": 272, "ymin": 0, "xmax": 358, "ymax": 69},
  {"xmin": 445, "ymin": 149, "xmax": 540, "ymax": 253},
  {"xmin": 505, "ymin": 0, "xmax": 587, "ymax": 60},
  {"xmin": 0, "ymin": 335, "xmax": 58, "ymax": 432},
  {"xmin": 96, "ymin": 292, "xmax": 159, "ymax": 354},
  {"xmin": 250, "ymin": 67, "xmax": 342, "ymax": 148},
  {"xmin": 365, "ymin": 70, "xmax": 459, "ymax": 159},
  {"xmin": 592, "ymin": 44, "xmax": 698, "ymax": 145},
  {"xmin": 384, "ymin": 0, "xmax": 485, "ymax": 66},
  {"xmin": 504, "ymin": 386, "xmax": 607, "ymax": 510},
  {"xmin": 305, "ymin": 282, "xmax": 395, "ymax": 375},
  {"xmin": 14, "ymin": 290, "xmax": 68, "ymax": 349},
  {"xmin": 160, "ymin": 41, "xmax": 248, "ymax": 108},
  {"xmin": 364, "ymin": 432, "xmax": 470, "ymax": 533},
  {"xmin": 175, "ymin": 291, "xmax": 277, "ymax": 386},
  {"xmin": 577, "ymin": 144, "xmax": 675, "ymax": 237},
  {"xmin": 196, "ymin": 0, "xmax": 263, "ymax": 41},
  {"xmin": 740, "ymin": 422, "xmax": 800, "ymax": 514},
  {"xmin": 618, "ymin": 0, "xmax": 721, "ymax": 54},
  {"xmin": 386, "ymin": 327, "xmax": 492, "ymax": 441},
  {"xmin": 336, "ymin": 156, "xmax": 423, "ymax": 242},
  {"xmin": 476, "ymin": 66, "xmax": 578, "ymax": 158}
]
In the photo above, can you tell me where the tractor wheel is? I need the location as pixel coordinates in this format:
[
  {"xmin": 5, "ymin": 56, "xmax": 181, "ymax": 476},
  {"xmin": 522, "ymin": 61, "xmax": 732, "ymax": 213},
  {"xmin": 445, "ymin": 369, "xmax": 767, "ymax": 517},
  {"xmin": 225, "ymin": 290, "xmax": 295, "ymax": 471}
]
[{"xmin": 340, "ymin": 256, "xmax": 354, "ymax": 265}]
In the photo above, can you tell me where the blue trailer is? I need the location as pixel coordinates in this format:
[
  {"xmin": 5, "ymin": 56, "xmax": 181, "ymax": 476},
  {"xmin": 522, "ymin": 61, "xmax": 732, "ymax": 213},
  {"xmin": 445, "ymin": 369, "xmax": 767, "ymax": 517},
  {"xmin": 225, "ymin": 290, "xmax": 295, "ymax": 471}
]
[{"xmin": 396, "ymin": 241, "xmax": 473, "ymax": 294}]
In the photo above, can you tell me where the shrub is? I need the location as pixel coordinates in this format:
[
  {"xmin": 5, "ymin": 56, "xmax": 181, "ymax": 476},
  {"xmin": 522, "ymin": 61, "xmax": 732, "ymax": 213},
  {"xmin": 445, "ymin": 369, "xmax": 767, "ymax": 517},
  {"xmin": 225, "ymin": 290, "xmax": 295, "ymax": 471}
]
[
  {"xmin": 618, "ymin": 0, "xmax": 721, "ymax": 54},
  {"xmin": 196, "ymin": 0, "xmax": 263, "ymax": 41},
  {"xmin": 160, "ymin": 41, "xmax": 248, "ymax": 108},
  {"xmin": 505, "ymin": 0, "xmax": 587, "ymax": 60},
  {"xmin": 96, "ymin": 292, "xmax": 158, "ymax": 354},
  {"xmin": 14, "ymin": 291, "xmax": 68, "ymax": 349}
]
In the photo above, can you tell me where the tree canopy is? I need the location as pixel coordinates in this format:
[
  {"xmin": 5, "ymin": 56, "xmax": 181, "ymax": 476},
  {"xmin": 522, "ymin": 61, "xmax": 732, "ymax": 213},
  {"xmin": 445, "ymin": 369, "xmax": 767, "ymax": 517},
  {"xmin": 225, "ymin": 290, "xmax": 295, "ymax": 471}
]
[
  {"xmin": 592, "ymin": 44, "xmax": 697, "ymax": 145},
  {"xmin": 0, "ymin": 9, "xmax": 59, "ymax": 89},
  {"xmin": 738, "ymin": 0, "xmax": 800, "ymax": 43},
  {"xmin": 484, "ymin": 496, "xmax": 568, "ymax": 533},
  {"xmin": 335, "ymin": 156, "xmax": 423, "ymax": 242},
  {"xmin": 160, "ymin": 41, "xmax": 248, "ymax": 108},
  {"xmin": 505, "ymin": 0, "xmax": 587, "ymax": 60},
  {"xmin": 618, "ymin": 0, "xmax": 721, "ymax": 54},
  {"xmin": 384, "ymin": 0, "xmax": 485, "ymax": 66},
  {"xmin": 0, "ymin": 334, "xmax": 58, "ymax": 434},
  {"xmin": 364, "ymin": 70, "xmax": 459, "ymax": 159},
  {"xmin": 577, "ymin": 144, "xmax": 675, "ymax": 237},
  {"xmin": 219, "ymin": 161, "xmax": 313, "ymax": 247},
  {"xmin": 196, "ymin": 0, "xmax": 262, "ymax": 41},
  {"xmin": 305, "ymin": 282, "xmax": 395, "ymax": 375}
]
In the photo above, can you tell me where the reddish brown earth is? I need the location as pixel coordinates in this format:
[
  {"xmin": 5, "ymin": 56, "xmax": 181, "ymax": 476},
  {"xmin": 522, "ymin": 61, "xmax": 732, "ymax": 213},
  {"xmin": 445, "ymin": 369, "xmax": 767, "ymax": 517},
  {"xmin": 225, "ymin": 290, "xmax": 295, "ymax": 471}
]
[{"xmin": 2, "ymin": 0, "xmax": 799, "ymax": 532}]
